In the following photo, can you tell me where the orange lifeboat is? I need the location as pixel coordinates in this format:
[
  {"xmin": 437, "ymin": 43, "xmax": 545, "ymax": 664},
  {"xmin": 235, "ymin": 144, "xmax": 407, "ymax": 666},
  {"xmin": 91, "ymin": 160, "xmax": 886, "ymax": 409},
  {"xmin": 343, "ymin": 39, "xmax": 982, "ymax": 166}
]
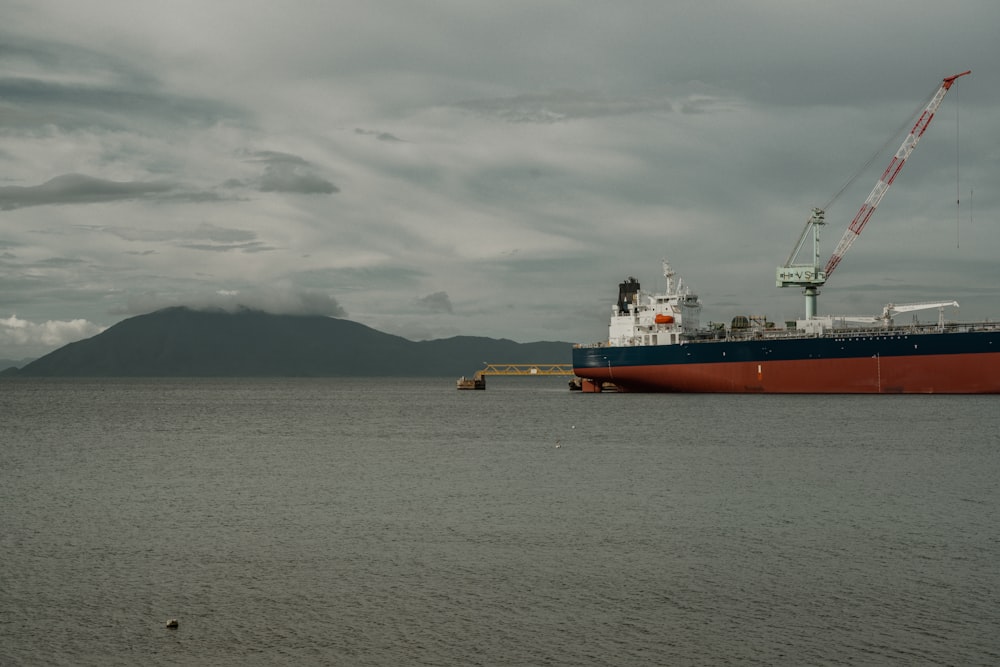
[{"xmin": 654, "ymin": 314, "xmax": 674, "ymax": 324}]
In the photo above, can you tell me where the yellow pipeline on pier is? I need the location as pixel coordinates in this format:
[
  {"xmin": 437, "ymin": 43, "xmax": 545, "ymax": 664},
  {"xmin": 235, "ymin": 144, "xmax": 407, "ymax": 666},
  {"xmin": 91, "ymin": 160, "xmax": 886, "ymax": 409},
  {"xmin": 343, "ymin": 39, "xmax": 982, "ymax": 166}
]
[
  {"xmin": 480, "ymin": 363, "xmax": 573, "ymax": 376},
  {"xmin": 457, "ymin": 363, "xmax": 574, "ymax": 389}
]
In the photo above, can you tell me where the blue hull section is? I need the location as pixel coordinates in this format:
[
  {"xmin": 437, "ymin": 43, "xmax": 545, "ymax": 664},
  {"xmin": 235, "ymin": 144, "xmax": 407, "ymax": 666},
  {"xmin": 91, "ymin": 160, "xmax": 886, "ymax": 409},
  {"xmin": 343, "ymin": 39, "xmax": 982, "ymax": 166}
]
[{"xmin": 574, "ymin": 329, "xmax": 1000, "ymax": 368}]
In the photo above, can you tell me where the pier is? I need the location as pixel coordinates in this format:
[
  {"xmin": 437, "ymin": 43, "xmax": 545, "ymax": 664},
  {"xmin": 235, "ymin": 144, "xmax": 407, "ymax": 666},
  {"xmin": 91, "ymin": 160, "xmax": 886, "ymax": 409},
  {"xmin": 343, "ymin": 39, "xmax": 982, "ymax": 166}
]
[{"xmin": 457, "ymin": 363, "xmax": 574, "ymax": 390}]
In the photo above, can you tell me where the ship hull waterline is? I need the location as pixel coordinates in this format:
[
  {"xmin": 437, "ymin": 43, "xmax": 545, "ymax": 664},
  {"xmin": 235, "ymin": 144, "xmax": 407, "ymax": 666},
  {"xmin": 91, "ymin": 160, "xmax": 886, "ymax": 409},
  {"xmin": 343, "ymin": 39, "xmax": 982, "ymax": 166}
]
[{"xmin": 573, "ymin": 332, "xmax": 1000, "ymax": 394}]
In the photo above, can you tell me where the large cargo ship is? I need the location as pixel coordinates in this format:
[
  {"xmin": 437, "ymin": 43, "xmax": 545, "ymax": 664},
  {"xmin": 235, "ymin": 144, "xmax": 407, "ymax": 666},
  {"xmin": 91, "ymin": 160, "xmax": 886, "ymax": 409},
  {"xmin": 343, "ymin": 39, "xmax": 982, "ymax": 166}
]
[
  {"xmin": 571, "ymin": 261, "xmax": 1000, "ymax": 393},
  {"xmin": 572, "ymin": 70, "xmax": 1000, "ymax": 393}
]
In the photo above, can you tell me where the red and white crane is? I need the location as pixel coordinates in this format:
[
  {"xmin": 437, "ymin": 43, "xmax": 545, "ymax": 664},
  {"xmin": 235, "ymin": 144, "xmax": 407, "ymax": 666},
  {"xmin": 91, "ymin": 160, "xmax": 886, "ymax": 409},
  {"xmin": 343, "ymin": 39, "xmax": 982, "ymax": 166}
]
[{"xmin": 777, "ymin": 70, "xmax": 971, "ymax": 319}]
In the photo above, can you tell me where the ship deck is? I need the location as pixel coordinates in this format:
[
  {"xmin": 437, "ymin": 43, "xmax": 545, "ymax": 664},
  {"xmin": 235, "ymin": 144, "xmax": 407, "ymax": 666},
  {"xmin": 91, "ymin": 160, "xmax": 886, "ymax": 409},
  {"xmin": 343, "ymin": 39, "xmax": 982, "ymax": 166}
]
[{"xmin": 575, "ymin": 320, "xmax": 1000, "ymax": 349}]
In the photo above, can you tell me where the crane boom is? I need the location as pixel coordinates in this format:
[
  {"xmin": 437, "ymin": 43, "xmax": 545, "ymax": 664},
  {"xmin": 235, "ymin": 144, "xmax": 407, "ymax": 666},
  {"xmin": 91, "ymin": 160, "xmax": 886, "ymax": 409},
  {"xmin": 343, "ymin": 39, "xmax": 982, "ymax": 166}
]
[
  {"xmin": 777, "ymin": 70, "xmax": 970, "ymax": 320},
  {"xmin": 823, "ymin": 70, "xmax": 970, "ymax": 277}
]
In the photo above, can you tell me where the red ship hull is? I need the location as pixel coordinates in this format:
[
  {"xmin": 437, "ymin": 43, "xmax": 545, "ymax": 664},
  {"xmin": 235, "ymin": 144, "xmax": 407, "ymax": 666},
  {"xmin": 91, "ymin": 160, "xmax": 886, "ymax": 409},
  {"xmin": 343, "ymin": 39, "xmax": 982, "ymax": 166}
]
[{"xmin": 575, "ymin": 351, "xmax": 1000, "ymax": 394}]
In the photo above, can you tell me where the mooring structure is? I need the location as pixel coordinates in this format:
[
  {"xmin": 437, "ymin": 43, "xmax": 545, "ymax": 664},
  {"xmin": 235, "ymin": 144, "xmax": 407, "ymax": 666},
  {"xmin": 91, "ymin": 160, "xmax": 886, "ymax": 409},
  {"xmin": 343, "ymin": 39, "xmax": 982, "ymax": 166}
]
[{"xmin": 456, "ymin": 363, "xmax": 574, "ymax": 390}]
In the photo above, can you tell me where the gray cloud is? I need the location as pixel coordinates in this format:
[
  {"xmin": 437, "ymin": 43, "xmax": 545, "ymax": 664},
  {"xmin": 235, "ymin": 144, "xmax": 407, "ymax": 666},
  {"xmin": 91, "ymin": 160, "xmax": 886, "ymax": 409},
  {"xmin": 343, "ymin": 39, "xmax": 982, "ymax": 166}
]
[
  {"xmin": 245, "ymin": 151, "xmax": 339, "ymax": 194},
  {"xmin": 178, "ymin": 242, "xmax": 275, "ymax": 253},
  {"xmin": 0, "ymin": 174, "xmax": 174, "ymax": 210},
  {"xmin": 0, "ymin": 34, "xmax": 244, "ymax": 133},
  {"xmin": 105, "ymin": 222, "xmax": 257, "ymax": 245},
  {"xmin": 101, "ymin": 222, "xmax": 272, "ymax": 252},
  {"xmin": 416, "ymin": 291, "xmax": 453, "ymax": 314},
  {"xmin": 260, "ymin": 164, "xmax": 338, "ymax": 194},
  {"xmin": 355, "ymin": 128, "xmax": 404, "ymax": 142},
  {"xmin": 0, "ymin": 77, "xmax": 242, "ymax": 129},
  {"xmin": 453, "ymin": 90, "xmax": 675, "ymax": 123}
]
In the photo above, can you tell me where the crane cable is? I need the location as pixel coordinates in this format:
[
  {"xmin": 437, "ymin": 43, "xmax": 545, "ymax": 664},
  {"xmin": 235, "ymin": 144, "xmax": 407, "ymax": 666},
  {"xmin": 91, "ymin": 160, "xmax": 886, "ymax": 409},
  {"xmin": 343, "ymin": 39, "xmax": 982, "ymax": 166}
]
[
  {"xmin": 955, "ymin": 82, "xmax": 961, "ymax": 247},
  {"xmin": 821, "ymin": 86, "xmax": 940, "ymax": 214},
  {"xmin": 785, "ymin": 83, "xmax": 953, "ymax": 270}
]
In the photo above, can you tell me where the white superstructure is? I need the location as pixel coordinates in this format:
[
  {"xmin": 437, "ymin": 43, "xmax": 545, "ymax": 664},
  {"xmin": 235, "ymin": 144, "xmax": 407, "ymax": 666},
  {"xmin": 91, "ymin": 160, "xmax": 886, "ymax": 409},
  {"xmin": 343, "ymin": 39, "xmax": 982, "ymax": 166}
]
[{"xmin": 608, "ymin": 260, "xmax": 702, "ymax": 347}]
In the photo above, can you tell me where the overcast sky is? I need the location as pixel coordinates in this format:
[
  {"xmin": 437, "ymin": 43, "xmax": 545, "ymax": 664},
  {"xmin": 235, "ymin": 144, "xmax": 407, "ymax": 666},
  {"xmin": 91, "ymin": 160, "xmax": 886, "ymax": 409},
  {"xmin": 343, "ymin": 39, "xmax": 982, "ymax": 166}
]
[{"xmin": 2, "ymin": 1, "xmax": 998, "ymax": 359}]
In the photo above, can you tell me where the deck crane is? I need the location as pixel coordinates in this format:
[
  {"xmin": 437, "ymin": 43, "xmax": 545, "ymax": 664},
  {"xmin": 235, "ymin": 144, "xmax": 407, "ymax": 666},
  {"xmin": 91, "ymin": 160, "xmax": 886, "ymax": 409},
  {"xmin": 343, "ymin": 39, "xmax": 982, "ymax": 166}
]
[{"xmin": 776, "ymin": 70, "xmax": 971, "ymax": 319}]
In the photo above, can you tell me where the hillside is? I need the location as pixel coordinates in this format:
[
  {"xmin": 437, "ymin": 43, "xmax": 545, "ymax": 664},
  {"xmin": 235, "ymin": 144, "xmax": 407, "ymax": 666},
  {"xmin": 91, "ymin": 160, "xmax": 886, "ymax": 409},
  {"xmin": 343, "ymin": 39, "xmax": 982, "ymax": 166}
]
[{"xmin": 12, "ymin": 307, "xmax": 572, "ymax": 377}]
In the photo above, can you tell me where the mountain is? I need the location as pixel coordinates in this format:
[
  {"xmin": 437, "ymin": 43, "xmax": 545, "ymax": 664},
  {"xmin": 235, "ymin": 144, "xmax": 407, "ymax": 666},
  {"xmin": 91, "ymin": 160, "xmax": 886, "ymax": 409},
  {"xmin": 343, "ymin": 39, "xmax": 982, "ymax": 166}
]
[
  {"xmin": 12, "ymin": 307, "xmax": 572, "ymax": 377},
  {"xmin": 0, "ymin": 357, "xmax": 35, "ymax": 371}
]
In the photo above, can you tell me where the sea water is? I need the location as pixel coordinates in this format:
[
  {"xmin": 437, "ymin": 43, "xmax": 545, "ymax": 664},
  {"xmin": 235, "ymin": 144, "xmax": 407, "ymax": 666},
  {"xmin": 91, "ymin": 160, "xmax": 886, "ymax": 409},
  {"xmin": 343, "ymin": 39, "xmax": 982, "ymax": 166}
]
[{"xmin": 2, "ymin": 377, "xmax": 998, "ymax": 665}]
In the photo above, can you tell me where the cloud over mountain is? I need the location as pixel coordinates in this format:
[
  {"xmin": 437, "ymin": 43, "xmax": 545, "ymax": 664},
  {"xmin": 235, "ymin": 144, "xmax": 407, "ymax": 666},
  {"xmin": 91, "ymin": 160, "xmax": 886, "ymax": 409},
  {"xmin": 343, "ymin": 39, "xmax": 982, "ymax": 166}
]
[{"xmin": 111, "ymin": 287, "xmax": 347, "ymax": 318}]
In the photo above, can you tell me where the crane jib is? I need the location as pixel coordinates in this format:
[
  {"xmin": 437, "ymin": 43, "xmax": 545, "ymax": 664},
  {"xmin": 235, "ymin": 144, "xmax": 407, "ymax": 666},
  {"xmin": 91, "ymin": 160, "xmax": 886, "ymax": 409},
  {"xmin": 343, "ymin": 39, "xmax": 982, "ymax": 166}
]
[
  {"xmin": 824, "ymin": 71, "xmax": 969, "ymax": 278},
  {"xmin": 777, "ymin": 70, "xmax": 971, "ymax": 320}
]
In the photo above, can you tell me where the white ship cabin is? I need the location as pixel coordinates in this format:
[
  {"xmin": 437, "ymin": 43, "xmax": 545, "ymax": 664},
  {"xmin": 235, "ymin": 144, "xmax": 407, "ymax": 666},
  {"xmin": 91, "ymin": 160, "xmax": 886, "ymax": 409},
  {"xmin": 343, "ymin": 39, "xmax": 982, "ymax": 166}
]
[{"xmin": 608, "ymin": 261, "xmax": 702, "ymax": 347}]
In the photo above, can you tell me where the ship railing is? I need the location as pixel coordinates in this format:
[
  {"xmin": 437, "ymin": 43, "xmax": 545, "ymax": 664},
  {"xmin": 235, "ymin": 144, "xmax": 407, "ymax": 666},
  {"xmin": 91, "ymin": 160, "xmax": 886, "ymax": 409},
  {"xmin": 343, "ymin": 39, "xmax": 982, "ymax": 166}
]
[
  {"xmin": 573, "ymin": 320, "xmax": 1000, "ymax": 348},
  {"xmin": 716, "ymin": 320, "xmax": 1000, "ymax": 342}
]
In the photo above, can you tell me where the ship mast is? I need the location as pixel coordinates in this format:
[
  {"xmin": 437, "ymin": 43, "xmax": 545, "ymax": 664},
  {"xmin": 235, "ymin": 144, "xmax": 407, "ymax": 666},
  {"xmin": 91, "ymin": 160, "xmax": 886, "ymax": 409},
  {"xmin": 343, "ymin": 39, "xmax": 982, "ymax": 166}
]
[{"xmin": 662, "ymin": 259, "xmax": 674, "ymax": 294}]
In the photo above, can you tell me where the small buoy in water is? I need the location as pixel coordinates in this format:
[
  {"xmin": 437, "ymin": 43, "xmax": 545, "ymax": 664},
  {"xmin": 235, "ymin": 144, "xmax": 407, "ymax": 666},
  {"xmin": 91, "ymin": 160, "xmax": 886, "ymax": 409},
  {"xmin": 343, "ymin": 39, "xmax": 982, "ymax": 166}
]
[
  {"xmin": 165, "ymin": 618, "xmax": 179, "ymax": 629},
  {"xmin": 571, "ymin": 425, "xmax": 575, "ymax": 429}
]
